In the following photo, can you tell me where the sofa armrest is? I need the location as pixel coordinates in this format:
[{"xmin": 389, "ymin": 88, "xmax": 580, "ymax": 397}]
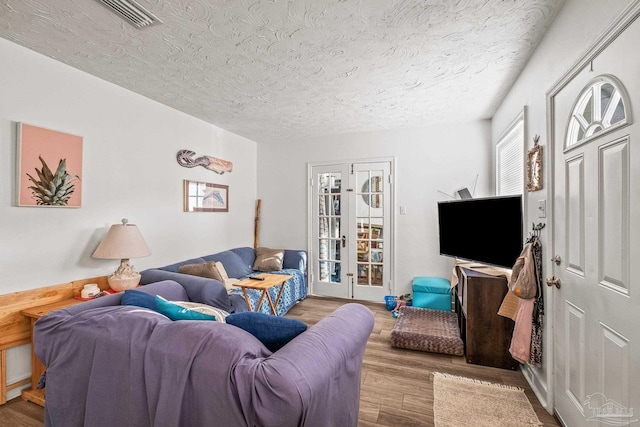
[
  {"xmin": 249, "ymin": 303, "xmax": 373, "ymax": 426},
  {"xmin": 61, "ymin": 280, "xmax": 190, "ymax": 317},
  {"xmin": 140, "ymin": 269, "xmax": 244, "ymax": 312},
  {"xmin": 283, "ymin": 250, "xmax": 307, "ymax": 273}
]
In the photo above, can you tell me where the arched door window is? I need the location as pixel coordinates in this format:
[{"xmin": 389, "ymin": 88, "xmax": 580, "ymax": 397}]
[{"xmin": 566, "ymin": 75, "xmax": 630, "ymax": 150}]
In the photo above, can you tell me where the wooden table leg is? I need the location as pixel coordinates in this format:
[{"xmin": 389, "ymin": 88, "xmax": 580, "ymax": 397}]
[
  {"xmin": 0, "ymin": 349, "xmax": 6, "ymax": 405},
  {"xmin": 254, "ymin": 290, "xmax": 268, "ymax": 313},
  {"xmin": 266, "ymin": 281, "xmax": 287, "ymax": 315},
  {"xmin": 241, "ymin": 288, "xmax": 254, "ymax": 311}
]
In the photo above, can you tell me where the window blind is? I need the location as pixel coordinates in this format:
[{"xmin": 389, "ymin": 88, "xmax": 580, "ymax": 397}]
[{"xmin": 496, "ymin": 118, "xmax": 524, "ymax": 196}]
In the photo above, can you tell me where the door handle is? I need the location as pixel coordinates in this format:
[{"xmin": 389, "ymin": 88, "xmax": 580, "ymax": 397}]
[
  {"xmin": 551, "ymin": 255, "xmax": 561, "ymax": 265},
  {"xmin": 546, "ymin": 276, "xmax": 561, "ymax": 289},
  {"xmin": 341, "ymin": 235, "xmax": 346, "ymax": 248}
]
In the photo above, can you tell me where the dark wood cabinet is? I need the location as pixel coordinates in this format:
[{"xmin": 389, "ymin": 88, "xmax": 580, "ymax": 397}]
[{"xmin": 454, "ymin": 267, "xmax": 518, "ymax": 370}]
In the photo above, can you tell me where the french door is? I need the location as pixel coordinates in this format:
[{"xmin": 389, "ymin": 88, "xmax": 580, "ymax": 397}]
[{"xmin": 310, "ymin": 161, "xmax": 392, "ymax": 302}]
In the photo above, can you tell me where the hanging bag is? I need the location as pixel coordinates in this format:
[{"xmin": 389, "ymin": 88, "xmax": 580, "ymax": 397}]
[{"xmin": 508, "ymin": 243, "xmax": 537, "ymax": 299}]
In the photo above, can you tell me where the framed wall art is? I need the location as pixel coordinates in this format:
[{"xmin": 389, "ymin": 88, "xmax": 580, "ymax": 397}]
[
  {"xmin": 17, "ymin": 123, "xmax": 83, "ymax": 207},
  {"xmin": 526, "ymin": 136, "xmax": 543, "ymax": 192},
  {"xmin": 183, "ymin": 180, "xmax": 229, "ymax": 212}
]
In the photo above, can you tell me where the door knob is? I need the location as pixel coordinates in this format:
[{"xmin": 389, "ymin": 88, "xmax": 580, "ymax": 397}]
[
  {"xmin": 551, "ymin": 255, "xmax": 561, "ymax": 265},
  {"xmin": 341, "ymin": 235, "xmax": 346, "ymax": 248},
  {"xmin": 546, "ymin": 276, "xmax": 561, "ymax": 289}
]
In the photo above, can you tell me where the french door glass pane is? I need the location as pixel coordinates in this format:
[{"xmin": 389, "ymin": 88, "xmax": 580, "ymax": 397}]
[
  {"xmin": 355, "ymin": 168, "xmax": 385, "ymax": 287},
  {"xmin": 318, "ymin": 172, "xmax": 341, "ymax": 284},
  {"xmin": 371, "ymin": 265, "xmax": 383, "ymax": 287},
  {"xmin": 330, "ymin": 218, "xmax": 340, "ymax": 238}
]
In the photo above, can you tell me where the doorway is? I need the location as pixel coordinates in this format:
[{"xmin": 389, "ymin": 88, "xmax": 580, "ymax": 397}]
[{"xmin": 309, "ymin": 160, "xmax": 393, "ymax": 302}]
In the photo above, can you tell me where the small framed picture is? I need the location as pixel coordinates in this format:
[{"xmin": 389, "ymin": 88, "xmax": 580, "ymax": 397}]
[{"xmin": 183, "ymin": 180, "xmax": 228, "ymax": 212}]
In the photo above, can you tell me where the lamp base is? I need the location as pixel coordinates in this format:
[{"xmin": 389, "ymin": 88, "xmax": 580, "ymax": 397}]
[
  {"xmin": 108, "ymin": 273, "xmax": 141, "ymax": 292},
  {"xmin": 108, "ymin": 259, "xmax": 141, "ymax": 291}
]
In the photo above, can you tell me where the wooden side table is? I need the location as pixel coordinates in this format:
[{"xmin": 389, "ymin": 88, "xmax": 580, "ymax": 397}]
[
  {"xmin": 21, "ymin": 298, "xmax": 82, "ymax": 407},
  {"xmin": 235, "ymin": 274, "xmax": 292, "ymax": 315}
]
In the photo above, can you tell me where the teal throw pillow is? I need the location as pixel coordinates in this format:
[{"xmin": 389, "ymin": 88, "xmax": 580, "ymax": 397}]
[
  {"xmin": 155, "ymin": 296, "xmax": 218, "ymax": 321},
  {"xmin": 226, "ymin": 312, "xmax": 307, "ymax": 352}
]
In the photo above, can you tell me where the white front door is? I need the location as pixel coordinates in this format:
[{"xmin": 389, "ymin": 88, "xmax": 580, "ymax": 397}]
[
  {"xmin": 551, "ymin": 21, "xmax": 640, "ymax": 426},
  {"xmin": 310, "ymin": 161, "xmax": 393, "ymax": 301}
]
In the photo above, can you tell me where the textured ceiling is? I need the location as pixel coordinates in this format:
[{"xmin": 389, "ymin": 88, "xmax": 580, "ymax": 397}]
[{"xmin": 0, "ymin": 0, "xmax": 565, "ymax": 143}]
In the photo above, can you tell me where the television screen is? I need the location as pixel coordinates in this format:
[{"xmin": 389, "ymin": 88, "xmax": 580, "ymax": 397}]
[{"xmin": 437, "ymin": 195, "xmax": 523, "ymax": 269}]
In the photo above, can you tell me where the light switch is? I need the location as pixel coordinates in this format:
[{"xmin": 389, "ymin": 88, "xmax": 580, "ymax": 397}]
[{"xmin": 538, "ymin": 200, "xmax": 546, "ymax": 218}]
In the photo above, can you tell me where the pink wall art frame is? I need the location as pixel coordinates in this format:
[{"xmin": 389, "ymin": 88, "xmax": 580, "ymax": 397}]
[{"xmin": 17, "ymin": 123, "xmax": 83, "ymax": 207}]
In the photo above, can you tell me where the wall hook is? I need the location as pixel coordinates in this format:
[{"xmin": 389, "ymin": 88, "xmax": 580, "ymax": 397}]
[{"xmin": 533, "ymin": 134, "xmax": 540, "ymax": 146}]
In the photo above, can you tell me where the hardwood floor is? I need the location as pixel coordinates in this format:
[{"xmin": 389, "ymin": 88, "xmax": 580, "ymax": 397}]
[
  {"xmin": 0, "ymin": 396, "xmax": 44, "ymax": 426},
  {"xmin": 0, "ymin": 295, "xmax": 560, "ymax": 426},
  {"xmin": 287, "ymin": 296, "xmax": 560, "ymax": 427}
]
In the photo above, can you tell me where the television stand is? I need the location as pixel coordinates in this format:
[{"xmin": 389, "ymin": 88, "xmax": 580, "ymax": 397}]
[{"xmin": 454, "ymin": 267, "xmax": 518, "ymax": 370}]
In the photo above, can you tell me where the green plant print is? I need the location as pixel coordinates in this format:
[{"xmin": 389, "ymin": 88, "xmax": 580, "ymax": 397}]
[{"xmin": 26, "ymin": 155, "xmax": 79, "ymax": 206}]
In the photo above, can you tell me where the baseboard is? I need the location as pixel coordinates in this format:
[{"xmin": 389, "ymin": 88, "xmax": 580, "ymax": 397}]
[{"xmin": 521, "ymin": 363, "xmax": 551, "ymax": 413}]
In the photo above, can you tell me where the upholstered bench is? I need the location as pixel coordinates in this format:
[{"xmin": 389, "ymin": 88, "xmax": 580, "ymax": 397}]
[
  {"xmin": 412, "ymin": 276, "xmax": 451, "ymax": 311},
  {"xmin": 390, "ymin": 306, "xmax": 464, "ymax": 356}
]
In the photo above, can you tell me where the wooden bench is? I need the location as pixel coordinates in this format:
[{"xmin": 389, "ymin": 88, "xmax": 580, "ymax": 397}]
[{"xmin": 0, "ymin": 276, "xmax": 109, "ymax": 405}]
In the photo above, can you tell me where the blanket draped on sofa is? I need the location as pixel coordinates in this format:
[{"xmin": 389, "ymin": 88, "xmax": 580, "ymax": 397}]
[{"xmin": 34, "ymin": 282, "xmax": 373, "ymax": 427}]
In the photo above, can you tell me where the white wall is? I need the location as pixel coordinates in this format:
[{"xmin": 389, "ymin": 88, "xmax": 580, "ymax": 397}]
[
  {"xmin": 491, "ymin": 0, "xmax": 631, "ymax": 412},
  {"xmin": 0, "ymin": 38, "xmax": 258, "ymax": 295},
  {"xmin": 257, "ymin": 121, "xmax": 492, "ymax": 296}
]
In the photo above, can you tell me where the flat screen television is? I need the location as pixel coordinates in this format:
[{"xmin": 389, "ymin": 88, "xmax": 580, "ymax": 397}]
[{"xmin": 437, "ymin": 195, "xmax": 523, "ymax": 269}]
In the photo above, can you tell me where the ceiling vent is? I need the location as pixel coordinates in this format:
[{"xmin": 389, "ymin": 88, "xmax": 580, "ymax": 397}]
[{"xmin": 95, "ymin": 0, "xmax": 162, "ymax": 28}]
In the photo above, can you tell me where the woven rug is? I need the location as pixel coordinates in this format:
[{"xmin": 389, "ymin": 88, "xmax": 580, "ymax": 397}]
[{"xmin": 433, "ymin": 373, "xmax": 542, "ymax": 427}]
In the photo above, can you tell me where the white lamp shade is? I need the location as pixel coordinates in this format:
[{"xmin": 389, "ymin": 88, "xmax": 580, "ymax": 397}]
[{"xmin": 92, "ymin": 219, "xmax": 151, "ymax": 260}]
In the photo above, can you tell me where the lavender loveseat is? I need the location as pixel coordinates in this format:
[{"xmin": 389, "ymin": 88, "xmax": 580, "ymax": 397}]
[
  {"xmin": 34, "ymin": 280, "xmax": 374, "ymax": 427},
  {"xmin": 140, "ymin": 246, "xmax": 307, "ymax": 316}
]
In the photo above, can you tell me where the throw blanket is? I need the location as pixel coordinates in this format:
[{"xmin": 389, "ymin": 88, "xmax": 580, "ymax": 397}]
[
  {"xmin": 450, "ymin": 260, "xmax": 512, "ymax": 288},
  {"xmin": 35, "ymin": 303, "xmax": 373, "ymax": 427}
]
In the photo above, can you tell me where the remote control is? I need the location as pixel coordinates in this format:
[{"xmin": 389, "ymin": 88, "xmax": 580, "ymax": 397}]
[{"xmin": 249, "ymin": 275, "xmax": 265, "ymax": 281}]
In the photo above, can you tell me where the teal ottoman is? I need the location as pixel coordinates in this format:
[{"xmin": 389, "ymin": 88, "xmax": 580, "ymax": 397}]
[{"xmin": 412, "ymin": 277, "xmax": 451, "ymax": 311}]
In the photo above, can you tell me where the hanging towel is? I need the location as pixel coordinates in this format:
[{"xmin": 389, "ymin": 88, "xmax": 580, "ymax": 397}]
[{"xmin": 509, "ymin": 297, "xmax": 535, "ymax": 364}]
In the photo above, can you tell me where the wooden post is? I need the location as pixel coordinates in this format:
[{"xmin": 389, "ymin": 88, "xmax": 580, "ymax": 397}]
[{"xmin": 254, "ymin": 199, "xmax": 261, "ymax": 248}]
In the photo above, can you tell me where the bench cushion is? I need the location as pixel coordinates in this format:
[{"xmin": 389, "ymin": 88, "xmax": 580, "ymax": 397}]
[
  {"xmin": 412, "ymin": 276, "xmax": 452, "ymax": 311},
  {"xmin": 412, "ymin": 276, "xmax": 451, "ymax": 293}
]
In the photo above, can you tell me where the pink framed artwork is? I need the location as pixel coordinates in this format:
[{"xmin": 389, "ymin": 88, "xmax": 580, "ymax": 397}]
[{"xmin": 17, "ymin": 123, "xmax": 83, "ymax": 207}]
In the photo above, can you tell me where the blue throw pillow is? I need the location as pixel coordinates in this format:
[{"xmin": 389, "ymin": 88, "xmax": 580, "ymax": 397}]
[
  {"xmin": 226, "ymin": 312, "xmax": 307, "ymax": 352},
  {"xmin": 121, "ymin": 289, "xmax": 157, "ymax": 311},
  {"xmin": 155, "ymin": 296, "xmax": 218, "ymax": 321}
]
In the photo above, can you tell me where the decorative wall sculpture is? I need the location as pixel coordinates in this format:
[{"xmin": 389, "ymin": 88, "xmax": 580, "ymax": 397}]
[
  {"xmin": 526, "ymin": 135, "xmax": 543, "ymax": 192},
  {"xmin": 176, "ymin": 149, "xmax": 233, "ymax": 174}
]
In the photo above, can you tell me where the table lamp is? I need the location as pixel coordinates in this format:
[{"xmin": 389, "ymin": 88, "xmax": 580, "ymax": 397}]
[{"xmin": 92, "ymin": 218, "xmax": 151, "ymax": 291}]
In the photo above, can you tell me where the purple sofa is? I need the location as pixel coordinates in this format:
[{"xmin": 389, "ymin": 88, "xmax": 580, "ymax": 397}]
[{"xmin": 34, "ymin": 280, "xmax": 374, "ymax": 427}]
